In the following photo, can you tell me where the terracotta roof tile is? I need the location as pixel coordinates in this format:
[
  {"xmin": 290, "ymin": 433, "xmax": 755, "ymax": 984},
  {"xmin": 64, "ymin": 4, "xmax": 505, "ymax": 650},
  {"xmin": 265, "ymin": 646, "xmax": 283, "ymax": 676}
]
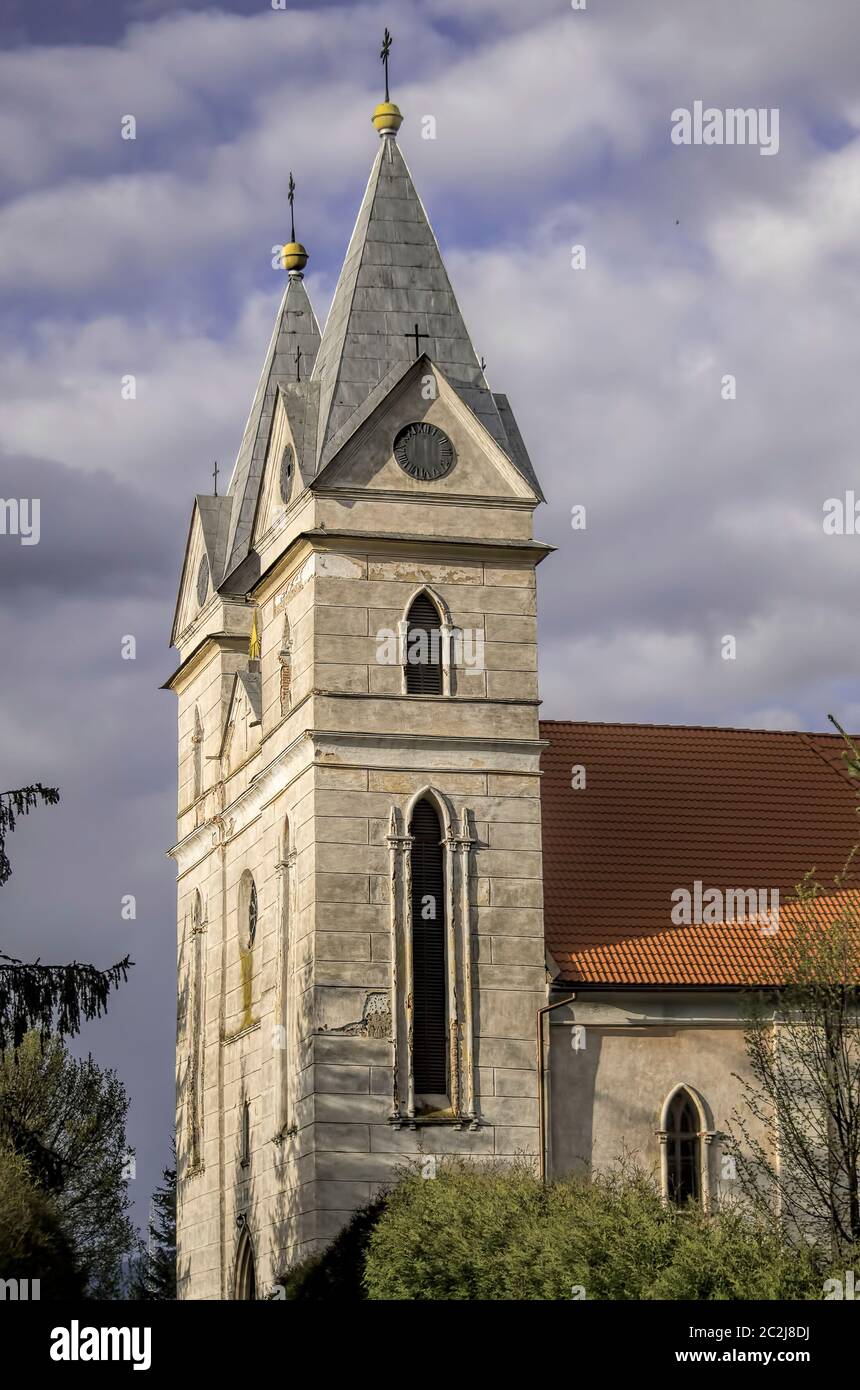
[{"xmin": 539, "ymin": 721, "xmax": 860, "ymax": 987}]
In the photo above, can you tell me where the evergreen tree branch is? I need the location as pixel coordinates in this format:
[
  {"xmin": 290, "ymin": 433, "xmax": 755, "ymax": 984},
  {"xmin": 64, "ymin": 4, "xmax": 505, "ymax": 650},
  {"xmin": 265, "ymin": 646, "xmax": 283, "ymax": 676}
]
[{"xmin": 0, "ymin": 952, "xmax": 132, "ymax": 1051}]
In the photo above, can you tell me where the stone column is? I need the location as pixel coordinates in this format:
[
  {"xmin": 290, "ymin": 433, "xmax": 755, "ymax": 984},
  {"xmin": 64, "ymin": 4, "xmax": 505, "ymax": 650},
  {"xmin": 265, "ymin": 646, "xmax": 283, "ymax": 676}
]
[
  {"xmin": 386, "ymin": 808, "xmax": 413, "ymax": 1124},
  {"xmin": 443, "ymin": 825, "xmax": 460, "ymax": 1120},
  {"xmin": 274, "ymin": 845, "xmax": 297, "ymax": 1139},
  {"xmin": 455, "ymin": 807, "xmax": 477, "ymax": 1126}
]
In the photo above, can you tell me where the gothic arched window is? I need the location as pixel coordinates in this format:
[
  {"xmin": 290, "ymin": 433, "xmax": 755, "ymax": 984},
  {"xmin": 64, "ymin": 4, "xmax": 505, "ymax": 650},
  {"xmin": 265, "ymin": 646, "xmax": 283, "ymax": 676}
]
[
  {"xmin": 409, "ymin": 798, "xmax": 447, "ymax": 1096},
  {"xmin": 234, "ymin": 1226, "xmax": 256, "ymax": 1300},
  {"xmin": 405, "ymin": 593, "xmax": 443, "ymax": 695},
  {"xmin": 666, "ymin": 1088, "xmax": 701, "ymax": 1205}
]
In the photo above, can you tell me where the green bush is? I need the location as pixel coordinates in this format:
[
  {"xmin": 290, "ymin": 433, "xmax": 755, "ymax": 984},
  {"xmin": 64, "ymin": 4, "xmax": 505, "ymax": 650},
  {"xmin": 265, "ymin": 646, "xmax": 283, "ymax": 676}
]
[
  {"xmin": 361, "ymin": 1159, "xmax": 826, "ymax": 1301},
  {"xmin": 650, "ymin": 1203, "xmax": 820, "ymax": 1301}
]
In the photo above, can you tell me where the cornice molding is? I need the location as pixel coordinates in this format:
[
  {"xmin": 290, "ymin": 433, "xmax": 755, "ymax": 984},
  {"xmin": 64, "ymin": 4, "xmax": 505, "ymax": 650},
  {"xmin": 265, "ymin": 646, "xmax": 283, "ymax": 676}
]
[{"xmin": 167, "ymin": 730, "xmax": 315, "ymax": 875}]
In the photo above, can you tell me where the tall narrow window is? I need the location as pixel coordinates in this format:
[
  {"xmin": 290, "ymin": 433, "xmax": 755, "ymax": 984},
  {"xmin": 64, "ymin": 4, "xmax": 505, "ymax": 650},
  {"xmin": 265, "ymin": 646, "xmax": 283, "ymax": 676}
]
[
  {"xmin": 279, "ymin": 614, "xmax": 292, "ymax": 717},
  {"xmin": 189, "ymin": 891, "xmax": 204, "ymax": 1168},
  {"xmin": 192, "ymin": 706, "xmax": 203, "ymax": 801},
  {"xmin": 409, "ymin": 799, "xmax": 447, "ymax": 1095},
  {"xmin": 666, "ymin": 1089, "xmax": 701, "ymax": 1204},
  {"xmin": 276, "ymin": 818, "xmax": 292, "ymax": 1136},
  {"xmin": 405, "ymin": 593, "xmax": 443, "ymax": 695},
  {"xmin": 247, "ymin": 880, "xmax": 258, "ymax": 948},
  {"xmin": 240, "ymin": 1100, "xmax": 251, "ymax": 1167}
]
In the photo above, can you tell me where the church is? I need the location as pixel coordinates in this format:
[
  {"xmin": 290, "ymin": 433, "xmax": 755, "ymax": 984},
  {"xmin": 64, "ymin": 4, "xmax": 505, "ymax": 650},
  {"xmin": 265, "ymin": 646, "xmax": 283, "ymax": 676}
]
[{"xmin": 165, "ymin": 65, "xmax": 859, "ymax": 1299}]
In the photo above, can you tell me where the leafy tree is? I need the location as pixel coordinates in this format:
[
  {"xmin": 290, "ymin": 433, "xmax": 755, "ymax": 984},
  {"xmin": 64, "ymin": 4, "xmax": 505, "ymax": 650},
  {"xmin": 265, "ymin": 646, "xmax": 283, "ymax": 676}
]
[
  {"xmin": 731, "ymin": 870, "xmax": 860, "ymax": 1257},
  {"xmin": 729, "ymin": 717, "xmax": 860, "ymax": 1261},
  {"xmin": 0, "ymin": 1143, "xmax": 83, "ymax": 1298},
  {"xmin": 0, "ymin": 1031, "xmax": 136, "ymax": 1297},
  {"xmin": 0, "ymin": 784, "xmax": 130, "ymax": 1049},
  {"xmin": 130, "ymin": 1159, "xmax": 177, "ymax": 1300}
]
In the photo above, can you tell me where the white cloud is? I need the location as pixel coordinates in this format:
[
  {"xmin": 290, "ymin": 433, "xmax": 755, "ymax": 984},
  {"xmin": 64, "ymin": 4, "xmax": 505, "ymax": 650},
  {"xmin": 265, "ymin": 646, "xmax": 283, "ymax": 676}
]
[{"xmin": 3, "ymin": 0, "xmax": 860, "ymax": 747}]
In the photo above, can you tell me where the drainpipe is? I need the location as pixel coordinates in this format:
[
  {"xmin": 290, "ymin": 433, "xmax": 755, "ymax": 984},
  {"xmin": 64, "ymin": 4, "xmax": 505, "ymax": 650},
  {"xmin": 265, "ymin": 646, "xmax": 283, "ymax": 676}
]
[{"xmin": 537, "ymin": 994, "xmax": 576, "ymax": 1183}]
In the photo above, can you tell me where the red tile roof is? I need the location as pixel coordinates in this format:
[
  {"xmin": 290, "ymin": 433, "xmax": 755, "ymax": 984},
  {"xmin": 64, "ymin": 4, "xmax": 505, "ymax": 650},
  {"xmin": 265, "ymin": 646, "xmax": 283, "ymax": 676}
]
[{"xmin": 538, "ymin": 721, "xmax": 860, "ymax": 987}]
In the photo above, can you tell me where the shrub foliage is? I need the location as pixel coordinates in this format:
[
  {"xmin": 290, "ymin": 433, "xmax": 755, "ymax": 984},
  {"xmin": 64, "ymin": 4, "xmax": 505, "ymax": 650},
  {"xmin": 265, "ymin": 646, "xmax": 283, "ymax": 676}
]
[{"xmin": 285, "ymin": 1160, "xmax": 831, "ymax": 1300}]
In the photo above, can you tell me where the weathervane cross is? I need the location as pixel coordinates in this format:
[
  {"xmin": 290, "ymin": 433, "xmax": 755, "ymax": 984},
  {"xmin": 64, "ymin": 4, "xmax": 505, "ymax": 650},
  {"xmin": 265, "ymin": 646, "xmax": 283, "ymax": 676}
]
[
  {"xmin": 212, "ymin": 460, "xmax": 219, "ymax": 496},
  {"xmin": 288, "ymin": 171, "xmax": 296, "ymax": 244},
  {"xmin": 380, "ymin": 27, "xmax": 393, "ymax": 103}
]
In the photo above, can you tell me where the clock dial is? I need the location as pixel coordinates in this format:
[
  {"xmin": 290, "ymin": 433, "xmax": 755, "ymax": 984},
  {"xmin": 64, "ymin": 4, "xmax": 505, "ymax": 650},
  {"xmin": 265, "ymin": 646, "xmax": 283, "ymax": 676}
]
[
  {"xmin": 196, "ymin": 555, "xmax": 210, "ymax": 608},
  {"xmin": 393, "ymin": 422, "xmax": 455, "ymax": 482}
]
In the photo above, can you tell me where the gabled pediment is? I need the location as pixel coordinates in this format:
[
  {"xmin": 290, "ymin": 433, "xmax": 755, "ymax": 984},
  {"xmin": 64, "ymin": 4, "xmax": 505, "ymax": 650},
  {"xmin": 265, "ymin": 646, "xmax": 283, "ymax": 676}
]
[
  {"xmin": 308, "ymin": 136, "xmax": 509, "ymax": 466},
  {"xmin": 220, "ymin": 669, "xmax": 262, "ymax": 771},
  {"xmin": 222, "ymin": 275, "xmax": 322, "ymax": 583},
  {"xmin": 171, "ymin": 494, "xmax": 232, "ymax": 646},
  {"xmin": 251, "ymin": 381, "xmax": 320, "ymax": 549},
  {"xmin": 311, "ymin": 355, "xmax": 539, "ymax": 506}
]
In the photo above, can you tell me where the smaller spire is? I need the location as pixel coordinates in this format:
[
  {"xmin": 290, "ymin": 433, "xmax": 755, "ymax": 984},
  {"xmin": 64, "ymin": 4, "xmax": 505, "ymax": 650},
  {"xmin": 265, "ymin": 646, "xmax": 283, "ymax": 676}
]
[
  {"xmin": 372, "ymin": 26, "xmax": 403, "ymax": 136},
  {"xmin": 282, "ymin": 171, "xmax": 309, "ymax": 277}
]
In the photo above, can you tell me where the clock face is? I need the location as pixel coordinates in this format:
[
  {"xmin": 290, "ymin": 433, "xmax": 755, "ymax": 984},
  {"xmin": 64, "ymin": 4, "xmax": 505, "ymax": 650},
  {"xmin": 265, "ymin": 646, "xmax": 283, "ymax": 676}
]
[
  {"xmin": 196, "ymin": 555, "xmax": 210, "ymax": 608},
  {"xmin": 393, "ymin": 422, "xmax": 455, "ymax": 482}
]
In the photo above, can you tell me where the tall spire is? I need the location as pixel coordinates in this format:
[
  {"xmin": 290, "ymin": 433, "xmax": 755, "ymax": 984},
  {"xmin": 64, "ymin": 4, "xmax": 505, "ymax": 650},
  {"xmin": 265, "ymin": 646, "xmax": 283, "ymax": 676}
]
[
  {"xmin": 222, "ymin": 272, "xmax": 322, "ymax": 578},
  {"xmin": 310, "ymin": 45, "xmax": 508, "ymax": 466}
]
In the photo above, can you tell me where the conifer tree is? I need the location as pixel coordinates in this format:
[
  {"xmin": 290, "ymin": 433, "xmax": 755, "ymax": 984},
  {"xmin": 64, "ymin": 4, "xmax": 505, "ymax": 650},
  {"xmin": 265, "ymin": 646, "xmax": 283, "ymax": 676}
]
[
  {"xmin": 0, "ymin": 784, "xmax": 131, "ymax": 1048},
  {"xmin": 130, "ymin": 1161, "xmax": 177, "ymax": 1300}
]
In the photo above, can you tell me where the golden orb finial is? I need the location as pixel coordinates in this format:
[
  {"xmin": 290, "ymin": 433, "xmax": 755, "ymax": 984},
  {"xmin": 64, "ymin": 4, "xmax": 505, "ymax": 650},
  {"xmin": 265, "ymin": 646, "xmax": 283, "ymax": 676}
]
[
  {"xmin": 282, "ymin": 171, "xmax": 309, "ymax": 276},
  {"xmin": 282, "ymin": 241, "xmax": 309, "ymax": 275},
  {"xmin": 372, "ymin": 101, "xmax": 403, "ymax": 136}
]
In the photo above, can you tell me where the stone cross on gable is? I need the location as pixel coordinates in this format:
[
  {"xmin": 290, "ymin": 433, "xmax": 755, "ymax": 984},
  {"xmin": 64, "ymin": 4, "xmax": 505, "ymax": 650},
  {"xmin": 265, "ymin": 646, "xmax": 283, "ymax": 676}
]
[{"xmin": 404, "ymin": 322, "xmax": 429, "ymax": 359}]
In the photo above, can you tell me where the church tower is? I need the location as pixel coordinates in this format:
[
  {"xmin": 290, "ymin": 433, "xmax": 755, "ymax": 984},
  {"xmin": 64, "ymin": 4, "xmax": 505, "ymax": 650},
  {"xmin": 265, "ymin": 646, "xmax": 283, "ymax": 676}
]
[{"xmin": 166, "ymin": 45, "xmax": 550, "ymax": 1299}]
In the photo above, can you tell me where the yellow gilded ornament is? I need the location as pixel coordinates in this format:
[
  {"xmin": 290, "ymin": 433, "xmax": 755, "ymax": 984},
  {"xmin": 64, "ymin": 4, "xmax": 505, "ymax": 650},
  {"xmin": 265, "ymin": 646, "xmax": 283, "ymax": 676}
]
[
  {"xmin": 249, "ymin": 611, "xmax": 261, "ymax": 661},
  {"xmin": 282, "ymin": 241, "xmax": 308, "ymax": 273},
  {"xmin": 372, "ymin": 101, "xmax": 403, "ymax": 135}
]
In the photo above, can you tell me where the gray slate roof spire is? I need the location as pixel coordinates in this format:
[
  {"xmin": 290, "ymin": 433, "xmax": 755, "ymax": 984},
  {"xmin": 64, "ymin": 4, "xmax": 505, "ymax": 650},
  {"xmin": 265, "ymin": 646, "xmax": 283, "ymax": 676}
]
[
  {"xmin": 222, "ymin": 273, "xmax": 322, "ymax": 579},
  {"xmin": 309, "ymin": 131, "xmax": 509, "ymax": 467}
]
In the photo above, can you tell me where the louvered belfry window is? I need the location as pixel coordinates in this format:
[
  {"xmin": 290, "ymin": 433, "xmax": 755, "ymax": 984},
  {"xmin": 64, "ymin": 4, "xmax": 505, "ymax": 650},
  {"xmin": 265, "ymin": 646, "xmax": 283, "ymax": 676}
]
[
  {"xmin": 410, "ymin": 799, "xmax": 447, "ymax": 1095},
  {"xmin": 405, "ymin": 593, "xmax": 443, "ymax": 695}
]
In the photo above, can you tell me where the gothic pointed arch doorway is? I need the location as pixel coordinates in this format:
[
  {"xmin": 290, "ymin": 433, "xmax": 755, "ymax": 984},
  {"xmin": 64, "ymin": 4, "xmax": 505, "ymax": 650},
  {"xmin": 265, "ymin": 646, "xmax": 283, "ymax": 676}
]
[{"xmin": 234, "ymin": 1226, "xmax": 256, "ymax": 1300}]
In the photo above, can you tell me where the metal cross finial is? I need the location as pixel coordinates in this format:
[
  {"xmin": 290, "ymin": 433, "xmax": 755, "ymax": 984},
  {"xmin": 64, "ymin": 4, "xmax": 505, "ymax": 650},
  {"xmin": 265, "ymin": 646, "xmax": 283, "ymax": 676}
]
[
  {"xmin": 380, "ymin": 27, "xmax": 393, "ymax": 103},
  {"xmin": 294, "ymin": 345, "xmax": 302, "ymax": 382},
  {"xmin": 288, "ymin": 171, "xmax": 296, "ymax": 244},
  {"xmin": 212, "ymin": 460, "xmax": 219, "ymax": 496},
  {"xmin": 404, "ymin": 322, "xmax": 429, "ymax": 359}
]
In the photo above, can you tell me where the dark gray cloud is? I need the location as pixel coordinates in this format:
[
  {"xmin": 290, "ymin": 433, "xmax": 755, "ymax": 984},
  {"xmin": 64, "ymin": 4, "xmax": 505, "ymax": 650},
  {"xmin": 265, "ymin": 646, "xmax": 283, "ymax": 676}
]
[{"xmin": 0, "ymin": 452, "xmax": 180, "ymax": 597}]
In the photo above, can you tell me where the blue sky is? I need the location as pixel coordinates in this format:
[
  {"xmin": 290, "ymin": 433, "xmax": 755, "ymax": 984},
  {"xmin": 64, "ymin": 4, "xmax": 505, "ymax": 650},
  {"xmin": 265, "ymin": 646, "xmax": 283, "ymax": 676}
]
[{"xmin": 3, "ymin": 0, "xmax": 860, "ymax": 1242}]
